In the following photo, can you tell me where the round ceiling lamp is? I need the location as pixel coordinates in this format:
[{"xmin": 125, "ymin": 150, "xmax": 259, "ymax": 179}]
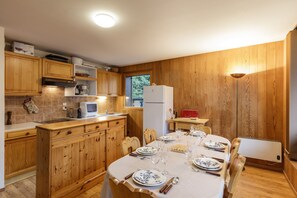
[{"xmin": 93, "ymin": 13, "xmax": 116, "ymax": 28}]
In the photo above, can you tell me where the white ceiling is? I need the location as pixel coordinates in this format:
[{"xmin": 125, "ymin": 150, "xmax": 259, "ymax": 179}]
[{"xmin": 0, "ymin": 0, "xmax": 296, "ymax": 66}]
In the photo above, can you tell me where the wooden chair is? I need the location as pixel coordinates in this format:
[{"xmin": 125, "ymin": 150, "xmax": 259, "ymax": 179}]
[
  {"xmin": 229, "ymin": 138, "xmax": 241, "ymax": 166},
  {"xmin": 224, "ymin": 155, "xmax": 246, "ymax": 198},
  {"xmin": 193, "ymin": 125, "xmax": 212, "ymax": 135},
  {"xmin": 143, "ymin": 129, "xmax": 157, "ymax": 144},
  {"xmin": 109, "ymin": 176, "xmax": 157, "ymax": 198},
  {"xmin": 121, "ymin": 137, "xmax": 141, "ymax": 156}
]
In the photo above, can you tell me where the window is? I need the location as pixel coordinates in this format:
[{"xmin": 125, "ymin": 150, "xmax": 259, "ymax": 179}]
[{"xmin": 125, "ymin": 74, "xmax": 150, "ymax": 107}]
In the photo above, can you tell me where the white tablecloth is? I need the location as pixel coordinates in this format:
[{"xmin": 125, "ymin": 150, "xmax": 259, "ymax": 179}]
[{"xmin": 101, "ymin": 133, "xmax": 231, "ymax": 198}]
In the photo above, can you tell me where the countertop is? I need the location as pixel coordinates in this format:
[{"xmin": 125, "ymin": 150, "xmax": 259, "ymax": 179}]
[
  {"xmin": 37, "ymin": 116, "xmax": 127, "ymax": 131},
  {"xmin": 5, "ymin": 122, "xmax": 41, "ymax": 133}
]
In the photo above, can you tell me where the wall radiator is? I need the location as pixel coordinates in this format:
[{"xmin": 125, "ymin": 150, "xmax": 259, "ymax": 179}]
[{"xmin": 238, "ymin": 138, "xmax": 282, "ymax": 163}]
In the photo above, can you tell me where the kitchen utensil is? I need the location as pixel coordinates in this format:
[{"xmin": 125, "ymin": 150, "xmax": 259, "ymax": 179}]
[
  {"xmin": 159, "ymin": 177, "xmax": 174, "ymax": 193},
  {"xmin": 71, "ymin": 57, "xmax": 83, "ymax": 65},
  {"xmin": 192, "ymin": 166, "xmax": 221, "ymax": 177},
  {"xmin": 163, "ymin": 177, "xmax": 179, "ymax": 194},
  {"xmin": 6, "ymin": 111, "xmax": 12, "ymax": 125}
]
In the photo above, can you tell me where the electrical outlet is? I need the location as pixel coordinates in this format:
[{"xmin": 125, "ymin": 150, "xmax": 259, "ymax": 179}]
[{"xmin": 62, "ymin": 103, "xmax": 67, "ymax": 111}]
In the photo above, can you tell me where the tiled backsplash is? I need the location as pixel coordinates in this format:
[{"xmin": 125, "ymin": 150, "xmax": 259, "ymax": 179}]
[{"xmin": 5, "ymin": 87, "xmax": 117, "ymax": 125}]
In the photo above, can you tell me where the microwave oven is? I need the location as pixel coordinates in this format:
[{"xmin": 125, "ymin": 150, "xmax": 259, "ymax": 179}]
[{"xmin": 80, "ymin": 102, "xmax": 98, "ymax": 117}]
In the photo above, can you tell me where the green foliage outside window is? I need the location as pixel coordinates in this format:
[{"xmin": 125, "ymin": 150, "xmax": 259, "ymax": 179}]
[{"xmin": 131, "ymin": 75, "xmax": 150, "ymax": 99}]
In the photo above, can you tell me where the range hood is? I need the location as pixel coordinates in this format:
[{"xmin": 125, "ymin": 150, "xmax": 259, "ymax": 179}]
[{"xmin": 42, "ymin": 77, "xmax": 77, "ymax": 87}]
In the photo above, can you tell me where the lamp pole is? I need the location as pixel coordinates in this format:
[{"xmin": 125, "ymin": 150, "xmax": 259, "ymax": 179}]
[{"xmin": 230, "ymin": 73, "xmax": 246, "ymax": 138}]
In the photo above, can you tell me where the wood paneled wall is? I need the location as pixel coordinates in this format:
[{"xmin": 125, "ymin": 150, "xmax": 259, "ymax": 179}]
[{"xmin": 119, "ymin": 41, "xmax": 285, "ymax": 142}]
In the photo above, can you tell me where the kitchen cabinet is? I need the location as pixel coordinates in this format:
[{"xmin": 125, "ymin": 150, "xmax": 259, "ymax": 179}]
[
  {"xmin": 5, "ymin": 51, "xmax": 42, "ymax": 96},
  {"xmin": 106, "ymin": 122, "xmax": 125, "ymax": 167},
  {"xmin": 97, "ymin": 70, "xmax": 122, "ymax": 96},
  {"xmin": 97, "ymin": 70, "xmax": 109, "ymax": 95},
  {"xmin": 108, "ymin": 72, "xmax": 122, "ymax": 96},
  {"xmin": 36, "ymin": 117, "xmax": 126, "ymax": 198},
  {"xmin": 42, "ymin": 58, "xmax": 74, "ymax": 80},
  {"xmin": 5, "ymin": 129, "xmax": 37, "ymax": 179}
]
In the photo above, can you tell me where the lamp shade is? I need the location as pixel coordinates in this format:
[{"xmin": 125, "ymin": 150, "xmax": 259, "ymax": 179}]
[{"xmin": 230, "ymin": 73, "xmax": 246, "ymax": 79}]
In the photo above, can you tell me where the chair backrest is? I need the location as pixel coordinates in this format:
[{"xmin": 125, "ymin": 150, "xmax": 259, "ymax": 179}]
[
  {"xmin": 225, "ymin": 155, "xmax": 246, "ymax": 197},
  {"xmin": 143, "ymin": 129, "xmax": 157, "ymax": 144},
  {"xmin": 229, "ymin": 138, "xmax": 241, "ymax": 165},
  {"xmin": 121, "ymin": 137, "xmax": 141, "ymax": 156},
  {"xmin": 109, "ymin": 176, "xmax": 157, "ymax": 198},
  {"xmin": 194, "ymin": 125, "xmax": 212, "ymax": 135}
]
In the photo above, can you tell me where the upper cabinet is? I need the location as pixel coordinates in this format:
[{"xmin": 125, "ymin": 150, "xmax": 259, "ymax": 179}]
[
  {"xmin": 5, "ymin": 51, "xmax": 42, "ymax": 96},
  {"xmin": 42, "ymin": 59, "xmax": 74, "ymax": 80},
  {"xmin": 97, "ymin": 70, "xmax": 122, "ymax": 96},
  {"xmin": 108, "ymin": 72, "xmax": 122, "ymax": 96},
  {"xmin": 97, "ymin": 70, "xmax": 109, "ymax": 95}
]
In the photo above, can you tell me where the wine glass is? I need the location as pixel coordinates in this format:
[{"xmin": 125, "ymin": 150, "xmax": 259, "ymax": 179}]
[
  {"xmin": 185, "ymin": 143, "xmax": 193, "ymax": 166},
  {"xmin": 151, "ymin": 155, "xmax": 160, "ymax": 170},
  {"xmin": 190, "ymin": 125, "xmax": 195, "ymax": 135},
  {"xmin": 160, "ymin": 155, "xmax": 168, "ymax": 175},
  {"xmin": 176, "ymin": 128, "xmax": 182, "ymax": 141}
]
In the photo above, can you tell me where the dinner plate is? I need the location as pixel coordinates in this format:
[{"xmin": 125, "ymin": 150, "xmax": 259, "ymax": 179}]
[
  {"xmin": 158, "ymin": 135, "xmax": 175, "ymax": 141},
  {"xmin": 132, "ymin": 170, "xmax": 167, "ymax": 187},
  {"xmin": 192, "ymin": 157, "xmax": 223, "ymax": 171},
  {"xmin": 191, "ymin": 131, "xmax": 206, "ymax": 137},
  {"xmin": 204, "ymin": 141, "xmax": 226, "ymax": 150},
  {"xmin": 136, "ymin": 146, "xmax": 158, "ymax": 156}
]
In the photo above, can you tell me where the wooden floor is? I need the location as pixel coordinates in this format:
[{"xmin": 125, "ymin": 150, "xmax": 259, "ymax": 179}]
[{"xmin": 0, "ymin": 166, "xmax": 295, "ymax": 198}]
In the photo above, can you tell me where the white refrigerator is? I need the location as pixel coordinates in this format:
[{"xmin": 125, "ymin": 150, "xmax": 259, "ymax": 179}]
[{"xmin": 143, "ymin": 85, "xmax": 173, "ymax": 139}]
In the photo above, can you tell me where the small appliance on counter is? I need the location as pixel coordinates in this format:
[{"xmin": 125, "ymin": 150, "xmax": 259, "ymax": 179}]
[
  {"xmin": 75, "ymin": 85, "xmax": 89, "ymax": 95},
  {"xmin": 80, "ymin": 102, "xmax": 98, "ymax": 118}
]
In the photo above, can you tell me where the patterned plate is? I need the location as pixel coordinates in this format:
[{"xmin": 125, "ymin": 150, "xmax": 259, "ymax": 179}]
[
  {"xmin": 191, "ymin": 131, "xmax": 206, "ymax": 137},
  {"xmin": 192, "ymin": 157, "xmax": 222, "ymax": 171},
  {"xmin": 158, "ymin": 135, "xmax": 175, "ymax": 141},
  {"xmin": 204, "ymin": 141, "xmax": 225, "ymax": 150},
  {"xmin": 132, "ymin": 170, "xmax": 167, "ymax": 187},
  {"xmin": 136, "ymin": 146, "xmax": 158, "ymax": 156}
]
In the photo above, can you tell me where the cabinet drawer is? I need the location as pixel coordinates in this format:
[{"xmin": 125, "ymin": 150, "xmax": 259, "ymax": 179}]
[
  {"xmin": 109, "ymin": 119, "xmax": 124, "ymax": 128},
  {"xmin": 6, "ymin": 129, "xmax": 36, "ymax": 140},
  {"xmin": 85, "ymin": 122, "xmax": 108, "ymax": 133},
  {"xmin": 51, "ymin": 126, "xmax": 84, "ymax": 140}
]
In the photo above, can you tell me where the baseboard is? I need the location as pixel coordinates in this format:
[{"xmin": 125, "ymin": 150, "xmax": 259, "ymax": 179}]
[
  {"xmin": 0, "ymin": 187, "xmax": 5, "ymax": 192},
  {"xmin": 245, "ymin": 157, "xmax": 283, "ymax": 172},
  {"xmin": 284, "ymin": 170, "xmax": 297, "ymax": 197}
]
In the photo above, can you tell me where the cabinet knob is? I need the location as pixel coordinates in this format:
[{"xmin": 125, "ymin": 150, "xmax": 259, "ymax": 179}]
[
  {"xmin": 96, "ymin": 126, "xmax": 100, "ymax": 129},
  {"xmin": 116, "ymin": 121, "xmax": 119, "ymax": 125},
  {"xmin": 25, "ymin": 132, "xmax": 30, "ymax": 136},
  {"xmin": 67, "ymin": 131, "xmax": 72, "ymax": 135}
]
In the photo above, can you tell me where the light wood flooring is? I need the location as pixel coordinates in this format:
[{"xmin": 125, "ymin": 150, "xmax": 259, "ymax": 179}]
[{"xmin": 0, "ymin": 166, "xmax": 295, "ymax": 198}]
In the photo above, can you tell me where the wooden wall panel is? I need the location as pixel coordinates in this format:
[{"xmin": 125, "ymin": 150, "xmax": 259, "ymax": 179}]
[{"xmin": 119, "ymin": 41, "xmax": 285, "ymax": 142}]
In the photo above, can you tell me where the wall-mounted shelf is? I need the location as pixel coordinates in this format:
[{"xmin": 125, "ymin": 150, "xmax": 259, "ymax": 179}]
[{"xmin": 65, "ymin": 64, "xmax": 98, "ymax": 96}]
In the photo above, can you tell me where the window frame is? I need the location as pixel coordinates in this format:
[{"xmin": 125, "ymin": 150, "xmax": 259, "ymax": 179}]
[{"xmin": 123, "ymin": 70, "xmax": 152, "ymax": 108}]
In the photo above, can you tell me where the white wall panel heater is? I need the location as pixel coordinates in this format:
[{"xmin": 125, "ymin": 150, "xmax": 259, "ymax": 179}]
[{"xmin": 238, "ymin": 138, "xmax": 282, "ymax": 163}]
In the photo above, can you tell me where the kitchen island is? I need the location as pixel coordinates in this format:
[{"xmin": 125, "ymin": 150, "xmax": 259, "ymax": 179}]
[{"xmin": 36, "ymin": 116, "xmax": 127, "ymax": 198}]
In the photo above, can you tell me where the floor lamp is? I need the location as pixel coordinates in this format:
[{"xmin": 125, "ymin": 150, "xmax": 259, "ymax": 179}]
[{"xmin": 230, "ymin": 73, "xmax": 246, "ymax": 138}]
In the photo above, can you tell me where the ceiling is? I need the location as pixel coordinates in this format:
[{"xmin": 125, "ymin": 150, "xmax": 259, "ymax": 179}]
[{"xmin": 0, "ymin": 0, "xmax": 296, "ymax": 66}]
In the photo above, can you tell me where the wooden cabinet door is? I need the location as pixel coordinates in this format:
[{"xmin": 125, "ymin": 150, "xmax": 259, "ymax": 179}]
[
  {"xmin": 106, "ymin": 125, "xmax": 125, "ymax": 167},
  {"xmin": 51, "ymin": 138, "xmax": 84, "ymax": 194},
  {"xmin": 5, "ymin": 51, "xmax": 41, "ymax": 96},
  {"xmin": 106, "ymin": 128, "xmax": 117, "ymax": 167},
  {"xmin": 43, "ymin": 59, "xmax": 74, "ymax": 80},
  {"xmin": 115, "ymin": 125, "xmax": 125, "ymax": 159},
  {"xmin": 83, "ymin": 131, "xmax": 106, "ymax": 177},
  {"xmin": 5, "ymin": 136, "xmax": 36, "ymax": 178},
  {"xmin": 108, "ymin": 72, "xmax": 122, "ymax": 96},
  {"xmin": 97, "ymin": 70, "xmax": 109, "ymax": 95}
]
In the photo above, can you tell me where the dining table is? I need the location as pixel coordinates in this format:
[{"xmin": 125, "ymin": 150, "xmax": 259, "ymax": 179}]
[{"xmin": 100, "ymin": 132, "xmax": 231, "ymax": 198}]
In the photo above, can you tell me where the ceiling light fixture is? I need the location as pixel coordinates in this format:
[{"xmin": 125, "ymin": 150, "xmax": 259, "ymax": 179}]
[{"xmin": 93, "ymin": 13, "xmax": 116, "ymax": 28}]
